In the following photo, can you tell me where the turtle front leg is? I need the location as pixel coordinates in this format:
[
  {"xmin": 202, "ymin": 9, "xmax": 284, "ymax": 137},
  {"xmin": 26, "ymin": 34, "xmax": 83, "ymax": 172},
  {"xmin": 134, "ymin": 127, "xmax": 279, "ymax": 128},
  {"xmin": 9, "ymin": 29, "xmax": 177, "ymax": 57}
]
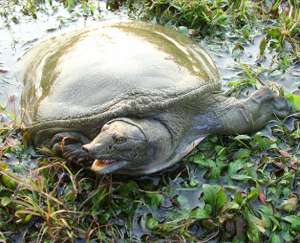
[
  {"xmin": 50, "ymin": 132, "xmax": 93, "ymax": 166},
  {"xmin": 217, "ymin": 87, "xmax": 291, "ymax": 134}
]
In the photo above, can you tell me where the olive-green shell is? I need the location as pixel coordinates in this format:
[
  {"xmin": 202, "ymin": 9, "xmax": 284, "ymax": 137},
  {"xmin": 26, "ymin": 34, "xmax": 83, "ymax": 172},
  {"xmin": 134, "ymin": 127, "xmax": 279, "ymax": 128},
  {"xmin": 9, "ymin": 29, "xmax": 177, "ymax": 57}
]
[{"xmin": 21, "ymin": 21, "xmax": 220, "ymax": 137}]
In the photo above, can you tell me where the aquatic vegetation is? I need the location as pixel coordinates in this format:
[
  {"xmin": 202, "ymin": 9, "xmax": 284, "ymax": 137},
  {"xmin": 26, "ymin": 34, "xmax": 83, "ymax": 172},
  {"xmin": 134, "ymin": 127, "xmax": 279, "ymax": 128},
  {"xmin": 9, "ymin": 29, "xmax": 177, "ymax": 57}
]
[
  {"xmin": 0, "ymin": 0, "xmax": 300, "ymax": 242},
  {"xmin": 124, "ymin": 0, "xmax": 299, "ymax": 86},
  {"xmin": 1, "ymin": 108, "xmax": 300, "ymax": 241}
]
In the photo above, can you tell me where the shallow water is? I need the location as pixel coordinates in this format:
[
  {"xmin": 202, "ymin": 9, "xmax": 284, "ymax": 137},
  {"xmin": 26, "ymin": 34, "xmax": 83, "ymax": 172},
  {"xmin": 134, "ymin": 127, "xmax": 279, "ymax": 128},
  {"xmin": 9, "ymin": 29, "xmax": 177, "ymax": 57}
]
[{"xmin": 203, "ymin": 34, "xmax": 300, "ymax": 94}]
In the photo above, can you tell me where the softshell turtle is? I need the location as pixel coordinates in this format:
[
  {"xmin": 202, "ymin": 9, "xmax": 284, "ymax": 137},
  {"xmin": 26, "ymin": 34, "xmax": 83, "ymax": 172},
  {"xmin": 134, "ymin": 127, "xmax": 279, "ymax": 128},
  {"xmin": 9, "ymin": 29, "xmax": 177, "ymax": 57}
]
[{"xmin": 20, "ymin": 21, "xmax": 290, "ymax": 175}]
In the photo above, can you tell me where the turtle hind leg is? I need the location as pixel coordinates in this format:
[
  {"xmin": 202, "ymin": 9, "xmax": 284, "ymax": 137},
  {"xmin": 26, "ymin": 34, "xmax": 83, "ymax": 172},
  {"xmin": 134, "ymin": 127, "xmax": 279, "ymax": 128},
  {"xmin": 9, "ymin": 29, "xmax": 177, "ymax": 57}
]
[
  {"xmin": 217, "ymin": 87, "xmax": 291, "ymax": 134},
  {"xmin": 50, "ymin": 132, "xmax": 93, "ymax": 166}
]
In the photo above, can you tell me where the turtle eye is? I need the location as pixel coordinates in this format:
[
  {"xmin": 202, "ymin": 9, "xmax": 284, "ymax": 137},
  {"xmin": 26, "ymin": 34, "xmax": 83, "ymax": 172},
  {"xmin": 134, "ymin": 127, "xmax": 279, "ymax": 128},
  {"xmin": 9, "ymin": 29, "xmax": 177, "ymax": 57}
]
[{"xmin": 114, "ymin": 135, "xmax": 127, "ymax": 144}]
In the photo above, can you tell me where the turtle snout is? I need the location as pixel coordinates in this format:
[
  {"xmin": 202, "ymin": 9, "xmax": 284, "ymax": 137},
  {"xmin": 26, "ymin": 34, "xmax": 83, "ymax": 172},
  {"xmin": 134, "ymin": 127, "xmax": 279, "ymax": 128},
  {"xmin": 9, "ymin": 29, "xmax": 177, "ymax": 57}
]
[
  {"xmin": 82, "ymin": 142, "xmax": 111, "ymax": 158},
  {"xmin": 82, "ymin": 144, "xmax": 98, "ymax": 158},
  {"xmin": 82, "ymin": 144, "xmax": 93, "ymax": 153}
]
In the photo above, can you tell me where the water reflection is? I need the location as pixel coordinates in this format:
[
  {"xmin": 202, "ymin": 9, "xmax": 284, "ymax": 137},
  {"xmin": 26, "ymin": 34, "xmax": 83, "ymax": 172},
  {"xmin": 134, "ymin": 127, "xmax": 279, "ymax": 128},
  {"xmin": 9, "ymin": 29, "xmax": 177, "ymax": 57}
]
[{"xmin": 0, "ymin": 0, "xmax": 128, "ymax": 106}]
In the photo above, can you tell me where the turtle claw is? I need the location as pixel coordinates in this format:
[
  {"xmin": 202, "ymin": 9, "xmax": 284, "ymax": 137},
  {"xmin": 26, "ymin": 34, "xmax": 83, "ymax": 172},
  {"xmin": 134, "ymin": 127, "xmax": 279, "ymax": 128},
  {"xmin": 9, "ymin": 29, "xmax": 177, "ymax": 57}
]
[
  {"xmin": 251, "ymin": 87, "xmax": 275, "ymax": 103},
  {"xmin": 272, "ymin": 96, "xmax": 291, "ymax": 118},
  {"xmin": 50, "ymin": 132, "xmax": 93, "ymax": 166},
  {"xmin": 251, "ymin": 87, "xmax": 291, "ymax": 118},
  {"xmin": 51, "ymin": 133, "xmax": 81, "ymax": 147},
  {"xmin": 62, "ymin": 143, "xmax": 93, "ymax": 166}
]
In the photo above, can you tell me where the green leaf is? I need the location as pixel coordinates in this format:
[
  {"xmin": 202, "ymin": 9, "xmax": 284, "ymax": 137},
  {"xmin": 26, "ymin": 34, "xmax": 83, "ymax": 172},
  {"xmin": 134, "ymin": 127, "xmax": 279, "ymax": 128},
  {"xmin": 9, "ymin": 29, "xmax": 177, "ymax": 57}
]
[
  {"xmin": 231, "ymin": 174, "xmax": 253, "ymax": 181},
  {"xmin": 258, "ymin": 205, "xmax": 273, "ymax": 230},
  {"xmin": 234, "ymin": 134, "xmax": 251, "ymax": 140},
  {"xmin": 215, "ymin": 145, "xmax": 226, "ymax": 158},
  {"xmin": 280, "ymin": 196, "xmax": 298, "ymax": 212},
  {"xmin": 270, "ymin": 234, "xmax": 282, "ymax": 243},
  {"xmin": 0, "ymin": 196, "xmax": 11, "ymax": 206},
  {"xmin": 67, "ymin": 0, "xmax": 75, "ymax": 11},
  {"xmin": 176, "ymin": 195, "xmax": 188, "ymax": 207},
  {"xmin": 193, "ymin": 155, "xmax": 222, "ymax": 179},
  {"xmin": 202, "ymin": 184, "xmax": 227, "ymax": 213},
  {"xmin": 210, "ymin": 163, "xmax": 221, "ymax": 179},
  {"xmin": 89, "ymin": 3, "xmax": 95, "ymax": 15},
  {"xmin": 190, "ymin": 207, "xmax": 210, "ymax": 219},
  {"xmin": 146, "ymin": 216, "xmax": 159, "ymax": 230},
  {"xmin": 189, "ymin": 178, "xmax": 199, "ymax": 187},
  {"xmin": 117, "ymin": 181, "xmax": 139, "ymax": 197},
  {"xmin": 271, "ymin": 0, "xmax": 282, "ymax": 12},
  {"xmin": 23, "ymin": 214, "xmax": 33, "ymax": 224},
  {"xmin": 228, "ymin": 159, "xmax": 244, "ymax": 176},
  {"xmin": 91, "ymin": 186, "xmax": 108, "ymax": 212},
  {"xmin": 146, "ymin": 193, "xmax": 164, "ymax": 208},
  {"xmin": 286, "ymin": 93, "xmax": 300, "ymax": 111},
  {"xmin": 233, "ymin": 191, "xmax": 244, "ymax": 204},
  {"xmin": 0, "ymin": 175, "xmax": 17, "ymax": 190},
  {"xmin": 227, "ymin": 80, "xmax": 244, "ymax": 87},
  {"xmin": 203, "ymin": 184, "xmax": 218, "ymax": 205},
  {"xmin": 291, "ymin": 128, "xmax": 300, "ymax": 139},
  {"xmin": 252, "ymin": 132, "xmax": 273, "ymax": 150},
  {"xmin": 267, "ymin": 27, "xmax": 281, "ymax": 39},
  {"xmin": 234, "ymin": 148, "xmax": 251, "ymax": 159},
  {"xmin": 246, "ymin": 187, "xmax": 259, "ymax": 201},
  {"xmin": 223, "ymin": 201, "xmax": 240, "ymax": 211},
  {"xmin": 193, "ymin": 154, "xmax": 214, "ymax": 167},
  {"xmin": 244, "ymin": 209, "xmax": 265, "ymax": 242},
  {"xmin": 283, "ymin": 215, "xmax": 300, "ymax": 230},
  {"xmin": 259, "ymin": 37, "xmax": 268, "ymax": 56}
]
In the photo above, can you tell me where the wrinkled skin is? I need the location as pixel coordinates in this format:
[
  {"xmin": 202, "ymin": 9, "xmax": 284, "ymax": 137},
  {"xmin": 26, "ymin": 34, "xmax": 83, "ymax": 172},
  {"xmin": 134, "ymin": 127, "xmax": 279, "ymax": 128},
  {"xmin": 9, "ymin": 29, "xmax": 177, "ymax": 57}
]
[
  {"xmin": 52, "ymin": 118, "xmax": 174, "ymax": 174},
  {"xmin": 50, "ymin": 87, "xmax": 291, "ymax": 175},
  {"xmin": 217, "ymin": 87, "xmax": 291, "ymax": 134},
  {"xmin": 82, "ymin": 120, "xmax": 149, "ymax": 174}
]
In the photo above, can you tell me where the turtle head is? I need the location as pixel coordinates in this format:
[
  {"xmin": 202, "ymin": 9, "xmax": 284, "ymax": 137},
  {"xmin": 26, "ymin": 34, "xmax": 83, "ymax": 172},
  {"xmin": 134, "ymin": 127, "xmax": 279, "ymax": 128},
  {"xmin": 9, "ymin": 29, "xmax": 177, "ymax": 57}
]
[{"xmin": 82, "ymin": 118, "xmax": 173, "ymax": 174}]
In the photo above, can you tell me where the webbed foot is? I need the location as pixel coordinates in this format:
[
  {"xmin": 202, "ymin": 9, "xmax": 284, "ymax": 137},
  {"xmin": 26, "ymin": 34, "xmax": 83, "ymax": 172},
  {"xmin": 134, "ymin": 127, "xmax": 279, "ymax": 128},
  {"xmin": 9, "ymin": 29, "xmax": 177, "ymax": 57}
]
[
  {"xmin": 251, "ymin": 87, "xmax": 291, "ymax": 118},
  {"xmin": 51, "ymin": 132, "xmax": 93, "ymax": 166},
  {"xmin": 272, "ymin": 95, "xmax": 291, "ymax": 118},
  {"xmin": 218, "ymin": 87, "xmax": 292, "ymax": 134}
]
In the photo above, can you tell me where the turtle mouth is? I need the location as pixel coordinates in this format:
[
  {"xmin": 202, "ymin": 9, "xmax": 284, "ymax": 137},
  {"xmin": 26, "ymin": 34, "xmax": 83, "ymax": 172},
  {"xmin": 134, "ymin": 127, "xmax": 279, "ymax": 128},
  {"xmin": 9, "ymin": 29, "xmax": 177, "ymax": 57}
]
[{"xmin": 91, "ymin": 159, "xmax": 129, "ymax": 174}]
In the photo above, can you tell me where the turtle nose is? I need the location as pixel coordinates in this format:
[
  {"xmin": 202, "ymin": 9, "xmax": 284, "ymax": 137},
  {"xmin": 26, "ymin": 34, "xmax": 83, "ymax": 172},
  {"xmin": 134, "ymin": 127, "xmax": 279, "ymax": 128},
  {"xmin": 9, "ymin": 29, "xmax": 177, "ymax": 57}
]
[{"xmin": 82, "ymin": 144, "xmax": 93, "ymax": 152}]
